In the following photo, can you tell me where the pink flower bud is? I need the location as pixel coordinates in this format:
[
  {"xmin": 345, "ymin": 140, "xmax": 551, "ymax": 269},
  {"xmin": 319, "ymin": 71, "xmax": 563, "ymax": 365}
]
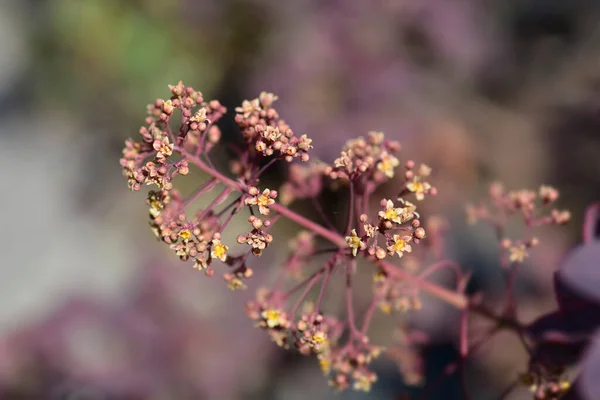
[{"xmin": 414, "ymin": 227, "xmax": 426, "ymax": 239}]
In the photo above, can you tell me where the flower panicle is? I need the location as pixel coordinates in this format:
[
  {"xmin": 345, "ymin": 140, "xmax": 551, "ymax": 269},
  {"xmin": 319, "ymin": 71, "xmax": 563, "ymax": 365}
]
[{"xmin": 121, "ymin": 83, "xmax": 573, "ymax": 395}]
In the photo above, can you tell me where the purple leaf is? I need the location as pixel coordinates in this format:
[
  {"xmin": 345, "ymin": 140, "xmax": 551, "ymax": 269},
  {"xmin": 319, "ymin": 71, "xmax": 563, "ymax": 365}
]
[
  {"xmin": 579, "ymin": 332, "xmax": 600, "ymax": 400},
  {"xmin": 557, "ymin": 242, "xmax": 600, "ymax": 308}
]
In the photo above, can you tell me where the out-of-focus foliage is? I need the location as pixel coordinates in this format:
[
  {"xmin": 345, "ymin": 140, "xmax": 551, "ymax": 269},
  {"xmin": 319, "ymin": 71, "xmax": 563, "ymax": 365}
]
[{"xmin": 37, "ymin": 0, "xmax": 222, "ymax": 118}]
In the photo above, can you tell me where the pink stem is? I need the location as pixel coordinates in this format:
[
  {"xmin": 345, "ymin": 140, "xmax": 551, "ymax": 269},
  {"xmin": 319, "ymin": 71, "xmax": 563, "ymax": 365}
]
[
  {"xmin": 418, "ymin": 260, "xmax": 464, "ymax": 284},
  {"xmin": 182, "ymin": 178, "xmax": 218, "ymax": 208},
  {"xmin": 283, "ymin": 267, "xmax": 325, "ymax": 300},
  {"xmin": 195, "ymin": 187, "xmax": 233, "ymax": 223},
  {"xmin": 360, "ymin": 289, "xmax": 384, "ymax": 335},
  {"xmin": 343, "ymin": 181, "xmax": 355, "ymax": 236},
  {"xmin": 345, "ymin": 261, "xmax": 361, "ymax": 338},
  {"xmin": 378, "ymin": 259, "xmax": 468, "ymax": 309},
  {"xmin": 178, "ymin": 147, "xmax": 471, "ymax": 310},
  {"xmin": 315, "ymin": 260, "xmax": 335, "ymax": 313},
  {"xmin": 289, "ymin": 272, "xmax": 322, "ymax": 318}
]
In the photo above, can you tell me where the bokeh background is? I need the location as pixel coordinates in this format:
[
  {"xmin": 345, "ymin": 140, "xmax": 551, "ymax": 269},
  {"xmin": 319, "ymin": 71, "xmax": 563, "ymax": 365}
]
[{"xmin": 1, "ymin": 0, "xmax": 600, "ymax": 399}]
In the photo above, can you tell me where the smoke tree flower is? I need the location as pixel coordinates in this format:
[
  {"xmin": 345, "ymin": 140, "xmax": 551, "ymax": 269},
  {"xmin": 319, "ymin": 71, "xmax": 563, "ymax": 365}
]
[
  {"xmin": 346, "ymin": 229, "xmax": 364, "ymax": 257},
  {"xmin": 120, "ymin": 82, "xmax": 576, "ymax": 395}
]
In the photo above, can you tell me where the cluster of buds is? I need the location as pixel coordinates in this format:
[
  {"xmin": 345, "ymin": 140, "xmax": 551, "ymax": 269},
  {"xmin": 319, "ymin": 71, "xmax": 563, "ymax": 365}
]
[
  {"xmin": 244, "ymin": 186, "xmax": 277, "ymax": 215},
  {"xmin": 345, "ymin": 198, "xmax": 425, "ymax": 260},
  {"xmin": 467, "ymin": 184, "xmax": 569, "ymax": 226},
  {"xmin": 237, "ymin": 216, "xmax": 274, "ymax": 257},
  {"xmin": 386, "ymin": 326, "xmax": 428, "ymax": 386},
  {"xmin": 466, "ymin": 183, "xmax": 570, "ymax": 266},
  {"xmin": 122, "ymin": 83, "xmax": 317, "ymax": 294},
  {"xmin": 403, "ymin": 161, "xmax": 436, "ymax": 201},
  {"xmin": 375, "ymin": 269, "xmax": 422, "ymax": 314},
  {"xmin": 246, "ymin": 289, "xmax": 293, "ymax": 349},
  {"xmin": 502, "ymin": 237, "xmax": 540, "ymax": 264},
  {"xmin": 294, "ymin": 313, "xmax": 342, "ymax": 355},
  {"xmin": 519, "ymin": 365, "xmax": 571, "ymax": 400},
  {"xmin": 325, "ymin": 131, "xmax": 401, "ymax": 182},
  {"xmin": 319, "ymin": 340, "xmax": 383, "ymax": 392},
  {"xmin": 122, "ymin": 139, "xmax": 175, "ymax": 191},
  {"xmin": 147, "ymin": 189, "xmax": 225, "ymax": 273},
  {"xmin": 121, "ymin": 82, "xmax": 225, "ymax": 192},
  {"xmin": 235, "ymin": 92, "xmax": 313, "ymax": 162},
  {"xmin": 223, "ymin": 262, "xmax": 253, "ymax": 291}
]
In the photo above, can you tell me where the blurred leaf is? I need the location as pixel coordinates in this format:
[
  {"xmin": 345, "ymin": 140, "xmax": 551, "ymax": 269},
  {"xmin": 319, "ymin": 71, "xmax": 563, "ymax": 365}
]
[
  {"xmin": 579, "ymin": 333, "xmax": 600, "ymax": 400},
  {"xmin": 558, "ymin": 242, "xmax": 600, "ymax": 307},
  {"xmin": 47, "ymin": 0, "xmax": 221, "ymax": 114}
]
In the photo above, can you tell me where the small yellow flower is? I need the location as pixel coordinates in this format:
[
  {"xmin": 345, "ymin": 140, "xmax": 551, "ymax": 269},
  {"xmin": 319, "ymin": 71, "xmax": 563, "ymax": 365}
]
[
  {"xmin": 406, "ymin": 177, "xmax": 431, "ymax": 201},
  {"xmin": 353, "ymin": 373, "xmax": 375, "ymax": 392},
  {"xmin": 262, "ymin": 309, "xmax": 283, "ymax": 328},
  {"xmin": 377, "ymin": 151, "xmax": 399, "ymax": 178},
  {"xmin": 189, "ymin": 107, "xmax": 208, "ymax": 124},
  {"xmin": 378, "ymin": 200, "xmax": 404, "ymax": 224},
  {"xmin": 193, "ymin": 257, "xmax": 207, "ymax": 271},
  {"xmin": 379, "ymin": 302, "xmax": 392, "ymax": 314},
  {"xmin": 259, "ymin": 91, "xmax": 278, "ymax": 108},
  {"xmin": 256, "ymin": 190, "xmax": 275, "ymax": 215},
  {"xmin": 559, "ymin": 380, "xmax": 571, "ymax": 391},
  {"xmin": 367, "ymin": 131, "xmax": 385, "ymax": 145},
  {"xmin": 246, "ymin": 188, "xmax": 277, "ymax": 215},
  {"xmin": 263, "ymin": 126, "xmax": 281, "ymax": 142},
  {"xmin": 235, "ymin": 99, "xmax": 260, "ymax": 118},
  {"xmin": 149, "ymin": 202, "xmax": 162, "ymax": 218},
  {"xmin": 418, "ymin": 163, "xmax": 432, "ymax": 177},
  {"xmin": 508, "ymin": 244, "xmax": 528, "ymax": 263},
  {"xmin": 398, "ymin": 199, "xmax": 418, "ymax": 222},
  {"xmin": 155, "ymin": 137, "xmax": 173, "ymax": 160},
  {"xmin": 297, "ymin": 134, "xmax": 313, "ymax": 151},
  {"xmin": 227, "ymin": 276, "xmax": 245, "ymax": 291},
  {"xmin": 388, "ymin": 234, "xmax": 412, "ymax": 258},
  {"xmin": 211, "ymin": 239, "xmax": 229, "ymax": 262},
  {"xmin": 319, "ymin": 356, "xmax": 331, "ymax": 374},
  {"xmin": 179, "ymin": 229, "xmax": 192, "ymax": 241},
  {"xmin": 364, "ymin": 223, "xmax": 378, "ymax": 238},
  {"xmin": 373, "ymin": 269, "xmax": 386, "ymax": 283},
  {"xmin": 345, "ymin": 229, "xmax": 363, "ymax": 256},
  {"xmin": 312, "ymin": 331, "xmax": 327, "ymax": 344}
]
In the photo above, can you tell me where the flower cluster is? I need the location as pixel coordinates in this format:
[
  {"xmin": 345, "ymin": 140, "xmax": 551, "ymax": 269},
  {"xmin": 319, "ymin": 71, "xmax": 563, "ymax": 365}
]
[
  {"xmin": 404, "ymin": 162, "xmax": 435, "ymax": 200},
  {"xmin": 235, "ymin": 92, "xmax": 313, "ymax": 162},
  {"xmin": 519, "ymin": 365, "xmax": 572, "ymax": 400},
  {"xmin": 295, "ymin": 312, "xmax": 344, "ymax": 356},
  {"xmin": 320, "ymin": 340, "xmax": 383, "ymax": 391},
  {"xmin": 325, "ymin": 131, "xmax": 401, "ymax": 182},
  {"xmin": 466, "ymin": 183, "xmax": 570, "ymax": 266},
  {"xmin": 121, "ymin": 83, "xmax": 575, "ymax": 397},
  {"xmin": 387, "ymin": 326, "xmax": 428, "ymax": 386},
  {"xmin": 246, "ymin": 289, "xmax": 293, "ymax": 349},
  {"xmin": 120, "ymin": 83, "xmax": 315, "ymax": 292},
  {"xmin": 344, "ymin": 198, "xmax": 425, "ymax": 260},
  {"xmin": 237, "ymin": 215, "xmax": 274, "ymax": 257},
  {"xmin": 375, "ymin": 270, "xmax": 422, "ymax": 314},
  {"xmin": 244, "ymin": 186, "xmax": 277, "ymax": 215}
]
